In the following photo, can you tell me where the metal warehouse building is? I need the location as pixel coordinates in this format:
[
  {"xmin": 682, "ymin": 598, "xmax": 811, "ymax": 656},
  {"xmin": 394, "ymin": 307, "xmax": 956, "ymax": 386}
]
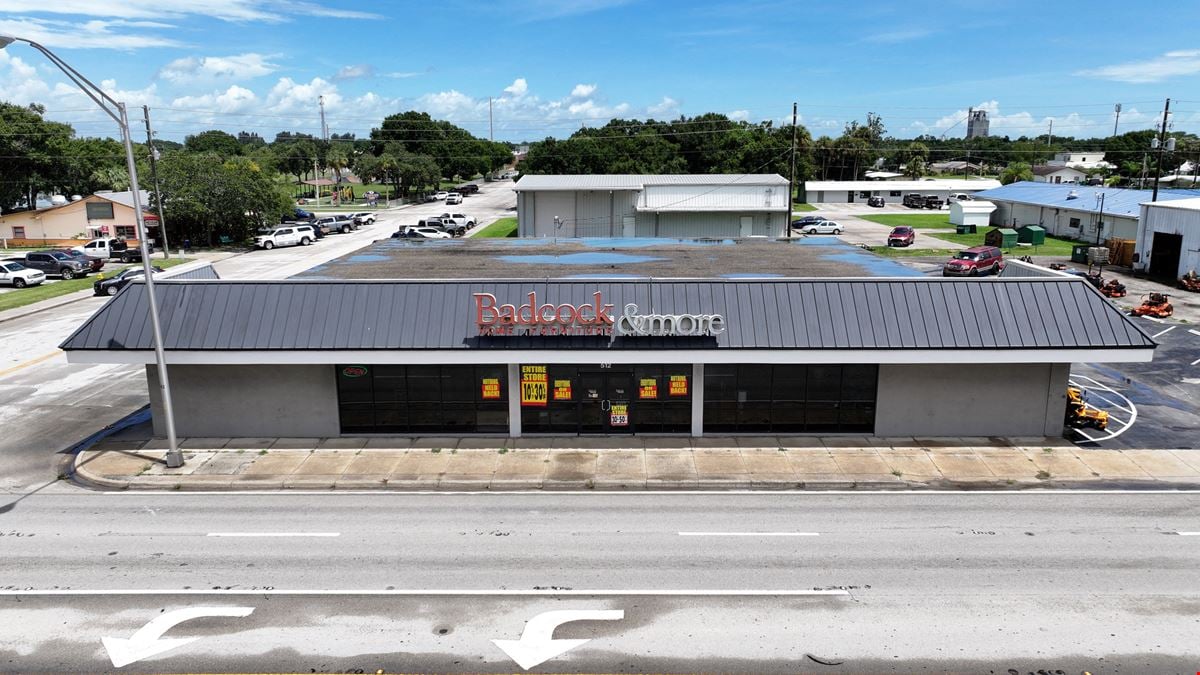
[
  {"xmin": 62, "ymin": 276, "xmax": 1154, "ymax": 440},
  {"xmin": 1137, "ymin": 197, "xmax": 1200, "ymax": 281},
  {"xmin": 513, "ymin": 174, "xmax": 790, "ymax": 238},
  {"xmin": 973, "ymin": 181, "xmax": 1200, "ymax": 244},
  {"xmin": 803, "ymin": 179, "xmax": 1000, "ymax": 205}
]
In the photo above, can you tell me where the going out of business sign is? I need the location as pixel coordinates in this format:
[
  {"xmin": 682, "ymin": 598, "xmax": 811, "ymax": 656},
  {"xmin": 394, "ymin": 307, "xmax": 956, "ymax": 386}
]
[{"xmin": 473, "ymin": 292, "xmax": 726, "ymax": 339}]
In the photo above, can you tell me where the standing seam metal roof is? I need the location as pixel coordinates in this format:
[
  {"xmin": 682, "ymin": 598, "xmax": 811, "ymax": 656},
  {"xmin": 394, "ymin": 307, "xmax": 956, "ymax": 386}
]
[
  {"xmin": 973, "ymin": 181, "xmax": 1200, "ymax": 218},
  {"xmin": 512, "ymin": 174, "xmax": 788, "ymax": 191},
  {"xmin": 60, "ymin": 278, "xmax": 1155, "ymax": 352}
]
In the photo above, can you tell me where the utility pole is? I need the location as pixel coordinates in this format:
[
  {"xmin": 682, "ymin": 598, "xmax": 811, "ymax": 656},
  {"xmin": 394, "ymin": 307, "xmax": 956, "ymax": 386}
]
[
  {"xmin": 787, "ymin": 101, "xmax": 797, "ymax": 238},
  {"xmin": 1113, "ymin": 103, "xmax": 1122, "ymax": 137},
  {"xmin": 488, "ymin": 96, "xmax": 494, "ymax": 141},
  {"xmin": 142, "ymin": 105, "xmax": 169, "ymax": 259},
  {"xmin": 1151, "ymin": 98, "xmax": 1172, "ymax": 202},
  {"xmin": 1094, "ymin": 192, "xmax": 1106, "ymax": 245}
]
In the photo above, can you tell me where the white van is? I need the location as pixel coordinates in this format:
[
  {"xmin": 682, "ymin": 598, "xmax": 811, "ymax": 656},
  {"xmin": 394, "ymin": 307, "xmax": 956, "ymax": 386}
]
[{"xmin": 255, "ymin": 225, "xmax": 315, "ymax": 250}]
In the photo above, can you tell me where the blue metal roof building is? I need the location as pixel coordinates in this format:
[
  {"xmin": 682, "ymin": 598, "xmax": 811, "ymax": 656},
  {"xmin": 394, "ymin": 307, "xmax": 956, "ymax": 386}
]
[{"xmin": 973, "ymin": 181, "xmax": 1200, "ymax": 219}]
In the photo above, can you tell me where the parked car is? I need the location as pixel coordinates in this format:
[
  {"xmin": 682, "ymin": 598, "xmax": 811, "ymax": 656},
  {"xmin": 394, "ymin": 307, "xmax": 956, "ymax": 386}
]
[
  {"xmin": 349, "ymin": 212, "xmax": 377, "ymax": 226},
  {"xmin": 0, "ymin": 260, "xmax": 45, "ymax": 288},
  {"xmin": 56, "ymin": 248, "xmax": 105, "ymax": 272},
  {"xmin": 255, "ymin": 225, "xmax": 315, "ymax": 250},
  {"xmin": 22, "ymin": 250, "xmax": 90, "ymax": 279},
  {"xmin": 433, "ymin": 191, "xmax": 449, "ymax": 201},
  {"xmin": 439, "ymin": 212, "xmax": 476, "ymax": 230},
  {"xmin": 887, "ymin": 226, "xmax": 915, "ymax": 247},
  {"xmin": 402, "ymin": 226, "xmax": 452, "ymax": 239},
  {"xmin": 903, "ymin": 193, "xmax": 926, "ymax": 208},
  {"xmin": 792, "ymin": 215, "xmax": 824, "ymax": 228},
  {"xmin": 445, "ymin": 192, "xmax": 463, "ymax": 205},
  {"xmin": 418, "ymin": 217, "xmax": 462, "ymax": 236},
  {"xmin": 924, "ymin": 195, "xmax": 944, "ymax": 209},
  {"xmin": 93, "ymin": 265, "xmax": 164, "ymax": 296},
  {"xmin": 313, "ymin": 215, "xmax": 355, "ymax": 234},
  {"xmin": 283, "ymin": 207, "xmax": 315, "ymax": 223},
  {"xmin": 455, "ymin": 184, "xmax": 480, "ymax": 195},
  {"xmin": 73, "ymin": 237, "xmax": 129, "ymax": 260},
  {"xmin": 116, "ymin": 246, "xmax": 147, "ymax": 263},
  {"xmin": 947, "ymin": 193, "xmax": 973, "ymax": 203},
  {"xmin": 942, "ymin": 245, "xmax": 1004, "ymax": 276},
  {"xmin": 867, "ymin": 196, "xmax": 886, "ymax": 208},
  {"xmin": 798, "ymin": 220, "xmax": 843, "ymax": 235}
]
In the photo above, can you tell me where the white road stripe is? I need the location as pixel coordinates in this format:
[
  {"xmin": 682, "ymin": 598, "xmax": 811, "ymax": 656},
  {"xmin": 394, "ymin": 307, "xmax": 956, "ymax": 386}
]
[
  {"xmin": 1142, "ymin": 316, "xmax": 1165, "ymax": 324},
  {"xmin": 96, "ymin": 489, "xmax": 1200, "ymax": 496},
  {"xmin": 1188, "ymin": 329, "xmax": 1200, "ymax": 337},
  {"xmin": 206, "ymin": 532, "xmax": 339, "ymax": 537},
  {"xmin": 1177, "ymin": 532, "xmax": 1200, "ymax": 536},
  {"xmin": 0, "ymin": 588, "xmax": 849, "ymax": 597},
  {"xmin": 679, "ymin": 532, "xmax": 819, "ymax": 537},
  {"xmin": 1152, "ymin": 326, "xmax": 1176, "ymax": 338},
  {"xmin": 1192, "ymin": 357, "xmax": 1200, "ymax": 366}
]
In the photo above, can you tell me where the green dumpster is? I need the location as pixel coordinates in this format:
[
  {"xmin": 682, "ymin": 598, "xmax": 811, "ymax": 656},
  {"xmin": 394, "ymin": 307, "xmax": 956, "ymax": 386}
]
[
  {"xmin": 956, "ymin": 224, "xmax": 980, "ymax": 235},
  {"xmin": 984, "ymin": 228, "xmax": 1018, "ymax": 249},
  {"xmin": 1018, "ymin": 225, "xmax": 1046, "ymax": 245},
  {"xmin": 1071, "ymin": 244, "xmax": 1090, "ymax": 263}
]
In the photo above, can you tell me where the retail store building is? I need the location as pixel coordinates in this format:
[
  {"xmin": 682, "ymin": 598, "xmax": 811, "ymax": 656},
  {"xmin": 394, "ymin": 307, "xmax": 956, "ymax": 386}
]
[
  {"xmin": 62, "ymin": 276, "xmax": 1154, "ymax": 440},
  {"xmin": 513, "ymin": 174, "xmax": 790, "ymax": 238}
]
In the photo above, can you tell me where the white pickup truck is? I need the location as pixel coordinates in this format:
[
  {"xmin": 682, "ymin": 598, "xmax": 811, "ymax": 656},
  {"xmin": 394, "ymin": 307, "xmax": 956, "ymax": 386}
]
[{"xmin": 72, "ymin": 238, "xmax": 130, "ymax": 260}]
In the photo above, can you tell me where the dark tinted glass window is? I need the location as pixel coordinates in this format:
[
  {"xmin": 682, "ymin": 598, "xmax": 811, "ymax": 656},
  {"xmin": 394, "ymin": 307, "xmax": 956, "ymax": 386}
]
[{"xmin": 703, "ymin": 365, "xmax": 877, "ymax": 434}]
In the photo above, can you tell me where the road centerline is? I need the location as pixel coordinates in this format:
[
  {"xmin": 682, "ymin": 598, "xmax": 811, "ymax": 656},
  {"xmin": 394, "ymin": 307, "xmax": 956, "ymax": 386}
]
[
  {"xmin": 206, "ymin": 532, "xmax": 340, "ymax": 537},
  {"xmin": 678, "ymin": 531, "xmax": 820, "ymax": 537}
]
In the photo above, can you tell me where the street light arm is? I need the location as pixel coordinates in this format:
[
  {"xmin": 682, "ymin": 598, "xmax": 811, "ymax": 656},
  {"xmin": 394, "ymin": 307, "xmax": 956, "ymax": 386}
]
[{"xmin": 10, "ymin": 37, "xmax": 123, "ymax": 125}]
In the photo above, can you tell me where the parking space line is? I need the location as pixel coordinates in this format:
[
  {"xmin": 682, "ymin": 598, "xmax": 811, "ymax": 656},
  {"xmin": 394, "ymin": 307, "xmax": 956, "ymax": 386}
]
[
  {"xmin": 1152, "ymin": 326, "xmax": 1176, "ymax": 338},
  {"xmin": 1189, "ymin": 329, "xmax": 1200, "ymax": 338},
  {"xmin": 1142, "ymin": 316, "xmax": 1166, "ymax": 324},
  {"xmin": 1192, "ymin": 357, "xmax": 1200, "ymax": 366}
]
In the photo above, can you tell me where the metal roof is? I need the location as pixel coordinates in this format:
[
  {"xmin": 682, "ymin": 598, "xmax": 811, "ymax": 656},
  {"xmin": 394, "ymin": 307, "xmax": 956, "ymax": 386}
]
[
  {"xmin": 1143, "ymin": 196, "xmax": 1200, "ymax": 211},
  {"xmin": 973, "ymin": 181, "xmax": 1200, "ymax": 219},
  {"xmin": 513, "ymin": 174, "xmax": 788, "ymax": 191},
  {"xmin": 804, "ymin": 179, "xmax": 1001, "ymax": 192},
  {"xmin": 160, "ymin": 262, "xmax": 220, "ymax": 280},
  {"xmin": 997, "ymin": 259, "xmax": 1074, "ymax": 279},
  {"xmin": 61, "ymin": 278, "xmax": 1154, "ymax": 353}
]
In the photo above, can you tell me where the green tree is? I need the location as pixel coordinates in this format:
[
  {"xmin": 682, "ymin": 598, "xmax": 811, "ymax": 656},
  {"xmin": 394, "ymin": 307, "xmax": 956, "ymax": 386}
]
[
  {"xmin": 184, "ymin": 130, "xmax": 242, "ymax": 156},
  {"xmin": 1000, "ymin": 162, "xmax": 1034, "ymax": 185},
  {"xmin": 0, "ymin": 102, "xmax": 74, "ymax": 210},
  {"xmin": 275, "ymin": 139, "xmax": 317, "ymax": 184},
  {"xmin": 153, "ymin": 152, "xmax": 290, "ymax": 246}
]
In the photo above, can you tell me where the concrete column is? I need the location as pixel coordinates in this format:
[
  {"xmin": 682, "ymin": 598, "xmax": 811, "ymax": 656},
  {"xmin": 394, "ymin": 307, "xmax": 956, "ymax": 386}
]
[
  {"xmin": 691, "ymin": 363, "xmax": 704, "ymax": 437},
  {"xmin": 507, "ymin": 363, "xmax": 521, "ymax": 438}
]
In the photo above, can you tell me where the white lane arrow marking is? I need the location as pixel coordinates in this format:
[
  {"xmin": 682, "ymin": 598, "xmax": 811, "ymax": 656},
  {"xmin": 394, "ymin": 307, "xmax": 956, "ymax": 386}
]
[
  {"xmin": 492, "ymin": 609, "xmax": 624, "ymax": 670},
  {"xmin": 101, "ymin": 606, "xmax": 254, "ymax": 668}
]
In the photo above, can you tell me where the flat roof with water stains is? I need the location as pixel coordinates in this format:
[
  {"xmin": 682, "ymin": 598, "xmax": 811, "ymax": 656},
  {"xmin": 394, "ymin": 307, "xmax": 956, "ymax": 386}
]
[{"xmin": 299, "ymin": 237, "xmax": 927, "ymax": 280}]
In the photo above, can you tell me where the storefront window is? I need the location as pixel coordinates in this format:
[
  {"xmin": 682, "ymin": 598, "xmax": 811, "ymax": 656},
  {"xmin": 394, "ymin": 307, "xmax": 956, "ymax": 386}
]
[
  {"xmin": 336, "ymin": 364, "xmax": 508, "ymax": 434},
  {"xmin": 522, "ymin": 364, "xmax": 692, "ymax": 434},
  {"xmin": 703, "ymin": 364, "xmax": 877, "ymax": 433}
]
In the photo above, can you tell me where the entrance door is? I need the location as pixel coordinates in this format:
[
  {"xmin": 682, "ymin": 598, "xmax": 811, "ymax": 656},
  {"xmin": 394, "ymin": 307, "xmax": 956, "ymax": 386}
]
[
  {"xmin": 622, "ymin": 216, "xmax": 636, "ymax": 238},
  {"xmin": 578, "ymin": 370, "xmax": 635, "ymax": 434},
  {"xmin": 1149, "ymin": 232, "xmax": 1183, "ymax": 280},
  {"xmin": 739, "ymin": 216, "xmax": 753, "ymax": 238}
]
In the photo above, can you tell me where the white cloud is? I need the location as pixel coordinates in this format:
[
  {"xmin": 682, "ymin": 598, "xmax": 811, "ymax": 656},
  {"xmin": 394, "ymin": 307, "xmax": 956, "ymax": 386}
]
[
  {"xmin": 159, "ymin": 53, "xmax": 278, "ymax": 82},
  {"xmin": 904, "ymin": 100, "xmax": 1160, "ymax": 139},
  {"xmin": 1078, "ymin": 49, "xmax": 1200, "ymax": 83},
  {"xmin": 0, "ymin": 17, "xmax": 183, "ymax": 49},
  {"xmin": 333, "ymin": 64, "xmax": 374, "ymax": 81},
  {"xmin": 508, "ymin": 0, "xmax": 634, "ymax": 22},
  {"xmin": 264, "ymin": 76, "xmax": 341, "ymax": 116},
  {"xmin": 385, "ymin": 71, "xmax": 423, "ymax": 79},
  {"xmin": 727, "ymin": 109, "xmax": 750, "ymax": 121},
  {"xmin": 647, "ymin": 96, "xmax": 679, "ymax": 116},
  {"xmin": 0, "ymin": 0, "xmax": 379, "ymax": 22},
  {"xmin": 570, "ymin": 83, "xmax": 597, "ymax": 98},
  {"xmin": 503, "ymin": 78, "xmax": 528, "ymax": 96},
  {"xmin": 170, "ymin": 85, "xmax": 259, "ymax": 113}
]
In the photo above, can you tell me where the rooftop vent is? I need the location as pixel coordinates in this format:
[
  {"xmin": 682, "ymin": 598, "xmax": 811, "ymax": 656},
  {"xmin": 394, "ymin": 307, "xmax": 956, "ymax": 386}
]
[{"xmin": 1066, "ymin": 190, "xmax": 1079, "ymax": 200}]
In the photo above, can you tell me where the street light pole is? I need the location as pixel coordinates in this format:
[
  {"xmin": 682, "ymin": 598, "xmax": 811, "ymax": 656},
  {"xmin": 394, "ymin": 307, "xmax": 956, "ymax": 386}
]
[{"xmin": 0, "ymin": 34, "xmax": 183, "ymax": 467}]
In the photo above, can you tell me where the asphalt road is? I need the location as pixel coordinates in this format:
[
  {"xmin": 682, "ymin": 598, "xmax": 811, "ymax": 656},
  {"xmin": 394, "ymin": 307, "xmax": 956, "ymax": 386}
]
[
  {"xmin": 0, "ymin": 183, "xmax": 516, "ymax": 492},
  {"xmin": 0, "ymin": 492, "xmax": 1197, "ymax": 672}
]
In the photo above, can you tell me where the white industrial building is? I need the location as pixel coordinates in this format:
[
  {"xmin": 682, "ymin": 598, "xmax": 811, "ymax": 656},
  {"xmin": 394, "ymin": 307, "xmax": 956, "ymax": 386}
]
[
  {"xmin": 1032, "ymin": 165, "xmax": 1087, "ymax": 184},
  {"xmin": 973, "ymin": 182, "xmax": 1200, "ymax": 245},
  {"xmin": 803, "ymin": 179, "xmax": 1001, "ymax": 205},
  {"xmin": 1048, "ymin": 152, "xmax": 1114, "ymax": 170},
  {"xmin": 1136, "ymin": 197, "xmax": 1200, "ymax": 281},
  {"xmin": 513, "ymin": 174, "xmax": 790, "ymax": 238},
  {"xmin": 950, "ymin": 200, "xmax": 996, "ymax": 228}
]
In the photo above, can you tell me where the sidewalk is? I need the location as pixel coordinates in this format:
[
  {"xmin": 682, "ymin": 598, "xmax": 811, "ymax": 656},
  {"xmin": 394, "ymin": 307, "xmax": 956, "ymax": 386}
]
[{"xmin": 73, "ymin": 434, "xmax": 1200, "ymax": 491}]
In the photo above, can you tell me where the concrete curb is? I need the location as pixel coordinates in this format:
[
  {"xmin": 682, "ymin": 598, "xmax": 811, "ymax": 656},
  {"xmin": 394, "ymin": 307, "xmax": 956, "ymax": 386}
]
[{"xmin": 70, "ymin": 453, "xmax": 1200, "ymax": 492}]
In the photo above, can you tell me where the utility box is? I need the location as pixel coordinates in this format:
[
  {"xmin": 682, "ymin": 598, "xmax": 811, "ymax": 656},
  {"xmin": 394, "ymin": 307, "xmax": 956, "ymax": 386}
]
[
  {"xmin": 985, "ymin": 228, "xmax": 1018, "ymax": 249},
  {"xmin": 1018, "ymin": 225, "xmax": 1046, "ymax": 245}
]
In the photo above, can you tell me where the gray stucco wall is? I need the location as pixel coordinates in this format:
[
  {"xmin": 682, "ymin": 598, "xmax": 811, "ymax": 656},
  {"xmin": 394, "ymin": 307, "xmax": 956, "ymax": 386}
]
[
  {"xmin": 874, "ymin": 363, "xmax": 1069, "ymax": 437},
  {"xmin": 147, "ymin": 364, "xmax": 339, "ymax": 438}
]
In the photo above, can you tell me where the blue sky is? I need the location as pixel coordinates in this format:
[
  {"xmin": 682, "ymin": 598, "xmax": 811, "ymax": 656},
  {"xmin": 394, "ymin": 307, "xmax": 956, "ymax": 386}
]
[{"xmin": 1, "ymin": 0, "xmax": 1198, "ymax": 142}]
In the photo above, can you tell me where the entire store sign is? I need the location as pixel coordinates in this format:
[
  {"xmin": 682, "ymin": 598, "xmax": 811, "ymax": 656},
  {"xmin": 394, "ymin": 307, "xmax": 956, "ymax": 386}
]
[
  {"xmin": 473, "ymin": 292, "xmax": 726, "ymax": 339},
  {"xmin": 609, "ymin": 403, "xmax": 629, "ymax": 427},
  {"xmin": 520, "ymin": 365, "xmax": 548, "ymax": 407}
]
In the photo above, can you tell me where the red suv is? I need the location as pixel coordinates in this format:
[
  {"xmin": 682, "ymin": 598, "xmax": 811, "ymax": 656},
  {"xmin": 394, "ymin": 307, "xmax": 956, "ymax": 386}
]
[
  {"xmin": 943, "ymin": 246, "xmax": 1004, "ymax": 276},
  {"xmin": 887, "ymin": 226, "xmax": 915, "ymax": 247}
]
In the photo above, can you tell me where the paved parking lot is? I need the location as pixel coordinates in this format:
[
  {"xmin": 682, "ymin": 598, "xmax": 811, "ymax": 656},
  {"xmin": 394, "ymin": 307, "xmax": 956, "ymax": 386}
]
[{"xmin": 795, "ymin": 204, "xmax": 964, "ymax": 250}]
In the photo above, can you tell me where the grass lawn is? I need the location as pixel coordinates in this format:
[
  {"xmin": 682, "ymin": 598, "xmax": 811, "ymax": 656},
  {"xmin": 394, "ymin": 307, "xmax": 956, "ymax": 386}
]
[
  {"xmin": 860, "ymin": 213, "xmax": 955, "ymax": 229},
  {"xmin": 473, "ymin": 217, "xmax": 518, "ymax": 238},
  {"xmin": 926, "ymin": 231, "xmax": 1077, "ymax": 256},
  {"xmin": 791, "ymin": 203, "xmax": 817, "ymax": 212},
  {"xmin": 0, "ymin": 257, "xmax": 192, "ymax": 313}
]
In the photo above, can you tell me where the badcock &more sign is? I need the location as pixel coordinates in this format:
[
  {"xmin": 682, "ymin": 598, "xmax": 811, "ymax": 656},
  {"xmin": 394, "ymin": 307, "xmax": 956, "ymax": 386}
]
[{"xmin": 473, "ymin": 292, "xmax": 726, "ymax": 338}]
